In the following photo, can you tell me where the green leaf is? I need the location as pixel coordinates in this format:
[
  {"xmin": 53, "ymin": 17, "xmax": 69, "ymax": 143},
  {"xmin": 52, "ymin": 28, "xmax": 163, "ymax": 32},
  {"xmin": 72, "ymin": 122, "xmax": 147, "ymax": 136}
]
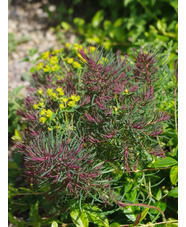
[
  {"xmin": 61, "ymin": 21, "xmax": 71, "ymax": 30},
  {"xmin": 156, "ymin": 188, "xmax": 162, "ymax": 201},
  {"xmin": 21, "ymin": 57, "xmax": 30, "ymax": 62},
  {"xmin": 84, "ymin": 205, "xmax": 109, "ymax": 226},
  {"xmin": 109, "ymin": 223, "xmax": 121, "ymax": 227},
  {"xmin": 114, "ymin": 18, "xmax": 123, "ymax": 27},
  {"xmin": 149, "ymin": 202, "xmax": 166, "ymax": 215},
  {"xmin": 123, "ymin": 0, "xmax": 133, "ymax": 7},
  {"xmin": 166, "ymin": 218, "xmax": 178, "ymax": 226},
  {"xmin": 169, "ymin": 0, "xmax": 178, "ymax": 13},
  {"xmin": 74, "ymin": 17, "xmax": 85, "ymax": 27},
  {"xmin": 27, "ymin": 48, "xmax": 38, "ymax": 57},
  {"xmin": 103, "ymin": 20, "xmax": 112, "ymax": 30},
  {"xmin": 30, "ymin": 67, "xmax": 36, "ymax": 73},
  {"xmin": 170, "ymin": 165, "xmax": 178, "ymax": 185},
  {"xmin": 51, "ymin": 221, "xmax": 58, "ymax": 227},
  {"xmin": 29, "ymin": 201, "xmax": 41, "ymax": 226},
  {"xmin": 92, "ymin": 10, "xmax": 104, "ymax": 28},
  {"xmin": 11, "ymin": 129, "xmax": 22, "ymax": 142},
  {"xmin": 15, "ymin": 129, "xmax": 22, "ymax": 140},
  {"xmin": 123, "ymin": 206, "xmax": 137, "ymax": 222},
  {"xmin": 157, "ymin": 20, "xmax": 167, "ymax": 34},
  {"xmin": 139, "ymin": 208, "xmax": 149, "ymax": 223},
  {"xmin": 12, "ymin": 86, "xmax": 24, "ymax": 96},
  {"xmin": 22, "ymin": 72, "xmax": 31, "ymax": 81},
  {"xmin": 70, "ymin": 209, "xmax": 89, "ymax": 227},
  {"xmin": 167, "ymin": 186, "xmax": 178, "ymax": 198},
  {"xmin": 8, "ymin": 212, "xmax": 25, "ymax": 226},
  {"xmin": 153, "ymin": 157, "xmax": 178, "ymax": 168}
]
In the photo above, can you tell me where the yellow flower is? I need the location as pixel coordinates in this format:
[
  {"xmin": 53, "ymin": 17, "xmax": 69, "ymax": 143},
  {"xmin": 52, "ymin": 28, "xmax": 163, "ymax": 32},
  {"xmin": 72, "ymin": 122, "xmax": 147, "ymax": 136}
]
[
  {"xmin": 68, "ymin": 100, "xmax": 76, "ymax": 107},
  {"xmin": 57, "ymin": 76, "xmax": 61, "ymax": 80},
  {"xmin": 73, "ymin": 43, "xmax": 79, "ymax": 49},
  {"xmin": 90, "ymin": 46, "xmax": 95, "ymax": 52},
  {"xmin": 56, "ymin": 87, "xmax": 62, "ymax": 92},
  {"xmin": 51, "ymin": 92, "xmax": 57, "ymax": 99},
  {"xmin": 61, "ymin": 97, "xmax": 68, "ymax": 103},
  {"xmin": 43, "ymin": 65, "xmax": 50, "ymax": 72},
  {"xmin": 66, "ymin": 43, "xmax": 71, "ymax": 48},
  {"xmin": 39, "ymin": 117, "xmax": 47, "ymax": 123},
  {"xmin": 36, "ymin": 62, "xmax": 44, "ymax": 70},
  {"xmin": 37, "ymin": 89, "xmax": 43, "ymax": 95},
  {"xmin": 38, "ymin": 102, "xmax": 45, "ymax": 107},
  {"xmin": 42, "ymin": 51, "xmax": 50, "ymax": 60},
  {"xmin": 71, "ymin": 95, "xmax": 80, "ymax": 102},
  {"xmin": 52, "ymin": 81, "xmax": 55, "ymax": 84},
  {"xmin": 73, "ymin": 62, "xmax": 82, "ymax": 69},
  {"xmin": 52, "ymin": 49, "xmax": 59, "ymax": 55},
  {"xmin": 33, "ymin": 104, "xmax": 38, "ymax": 110},
  {"xmin": 56, "ymin": 87, "xmax": 64, "ymax": 96},
  {"xmin": 46, "ymin": 109, "xmax": 53, "ymax": 118},
  {"xmin": 47, "ymin": 88, "xmax": 53, "ymax": 96},
  {"xmin": 79, "ymin": 44, "xmax": 83, "ymax": 50},
  {"xmin": 48, "ymin": 127, "xmax": 52, "ymax": 131},
  {"xmin": 59, "ymin": 103, "xmax": 65, "ymax": 109},
  {"xmin": 40, "ymin": 109, "xmax": 46, "ymax": 116},
  {"xmin": 125, "ymin": 88, "xmax": 128, "ymax": 93},
  {"xmin": 51, "ymin": 65, "xmax": 60, "ymax": 72},
  {"xmin": 67, "ymin": 58, "xmax": 73, "ymax": 64},
  {"xmin": 77, "ymin": 53, "xmax": 87, "ymax": 63},
  {"xmin": 73, "ymin": 43, "xmax": 83, "ymax": 51},
  {"xmin": 75, "ymin": 95, "xmax": 80, "ymax": 102},
  {"xmin": 50, "ymin": 56, "xmax": 58, "ymax": 65}
]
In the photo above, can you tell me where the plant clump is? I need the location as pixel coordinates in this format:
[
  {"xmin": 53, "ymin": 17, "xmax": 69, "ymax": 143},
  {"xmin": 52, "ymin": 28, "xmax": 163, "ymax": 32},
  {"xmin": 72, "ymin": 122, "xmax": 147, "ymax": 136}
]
[{"xmin": 15, "ymin": 44, "xmax": 169, "ymax": 210}]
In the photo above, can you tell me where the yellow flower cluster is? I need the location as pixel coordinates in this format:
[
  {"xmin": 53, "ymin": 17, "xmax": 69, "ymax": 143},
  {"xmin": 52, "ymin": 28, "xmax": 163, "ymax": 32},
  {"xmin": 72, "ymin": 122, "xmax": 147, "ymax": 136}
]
[
  {"xmin": 33, "ymin": 101, "xmax": 45, "ymax": 110},
  {"xmin": 37, "ymin": 89, "xmax": 43, "ymax": 95},
  {"xmin": 38, "ymin": 50, "xmax": 61, "ymax": 73},
  {"xmin": 37, "ymin": 62, "xmax": 44, "ymax": 71},
  {"xmin": 42, "ymin": 51, "xmax": 50, "ymax": 60},
  {"xmin": 56, "ymin": 87, "xmax": 64, "ymax": 96},
  {"xmin": 50, "ymin": 56, "xmax": 58, "ymax": 65},
  {"xmin": 47, "ymin": 87, "xmax": 65, "ymax": 100},
  {"xmin": 39, "ymin": 109, "xmax": 53, "ymax": 123},
  {"xmin": 51, "ymin": 65, "xmax": 60, "ymax": 72},
  {"xmin": 65, "ymin": 43, "xmax": 83, "ymax": 50},
  {"xmin": 64, "ymin": 56, "xmax": 82, "ymax": 69},
  {"xmin": 67, "ymin": 58, "xmax": 73, "ymax": 64},
  {"xmin": 72, "ymin": 62, "xmax": 82, "ymax": 69},
  {"xmin": 59, "ymin": 94, "xmax": 80, "ymax": 109},
  {"xmin": 43, "ymin": 65, "xmax": 50, "ymax": 72}
]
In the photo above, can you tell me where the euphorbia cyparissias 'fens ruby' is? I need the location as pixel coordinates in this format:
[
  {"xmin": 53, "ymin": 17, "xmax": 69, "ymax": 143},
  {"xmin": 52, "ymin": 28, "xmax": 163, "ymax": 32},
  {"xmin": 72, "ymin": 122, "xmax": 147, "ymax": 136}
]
[{"xmin": 16, "ymin": 46, "xmax": 169, "ymax": 202}]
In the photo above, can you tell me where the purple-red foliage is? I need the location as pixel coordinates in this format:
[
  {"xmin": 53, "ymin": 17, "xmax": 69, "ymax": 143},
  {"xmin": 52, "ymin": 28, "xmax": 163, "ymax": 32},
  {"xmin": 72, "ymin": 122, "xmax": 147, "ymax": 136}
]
[
  {"xmin": 133, "ymin": 48, "xmax": 159, "ymax": 86},
  {"xmin": 16, "ymin": 137, "xmax": 109, "ymax": 197}
]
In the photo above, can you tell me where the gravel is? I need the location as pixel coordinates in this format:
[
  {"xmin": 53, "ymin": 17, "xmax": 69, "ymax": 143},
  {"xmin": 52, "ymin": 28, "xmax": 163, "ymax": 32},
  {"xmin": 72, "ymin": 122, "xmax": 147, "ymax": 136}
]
[{"xmin": 8, "ymin": 0, "xmax": 62, "ymax": 94}]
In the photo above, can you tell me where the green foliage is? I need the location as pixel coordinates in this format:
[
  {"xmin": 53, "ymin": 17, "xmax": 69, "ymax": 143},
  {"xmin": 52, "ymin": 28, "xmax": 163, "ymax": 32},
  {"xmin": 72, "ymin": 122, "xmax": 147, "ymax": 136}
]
[
  {"xmin": 170, "ymin": 165, "xmax": 178, "ymax": 185},
  {"xmin": 8, "ymin": 86, "xmax": 25, "ymax": 140},
  {"xmin": 153, "ymin": 157, "xmax": 178, "ymax": 168},
  {"xmin": 8, "ymin": 32, "xmax": 30, "ymax": 54},
  {"xmin": 83, "ymin": 205, "xmax": 109, "ymax": 226},
  {"xmin": 70, "ymin": 209, "xmax": 89, "ymax": 227}
]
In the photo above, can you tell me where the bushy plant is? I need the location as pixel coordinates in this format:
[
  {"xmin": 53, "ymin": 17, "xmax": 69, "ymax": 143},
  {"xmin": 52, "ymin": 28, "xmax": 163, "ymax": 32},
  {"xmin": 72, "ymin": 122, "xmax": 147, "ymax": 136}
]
[{"xmin": 12, "ymin": 44, "xmax": 174, "ymax": 225}]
